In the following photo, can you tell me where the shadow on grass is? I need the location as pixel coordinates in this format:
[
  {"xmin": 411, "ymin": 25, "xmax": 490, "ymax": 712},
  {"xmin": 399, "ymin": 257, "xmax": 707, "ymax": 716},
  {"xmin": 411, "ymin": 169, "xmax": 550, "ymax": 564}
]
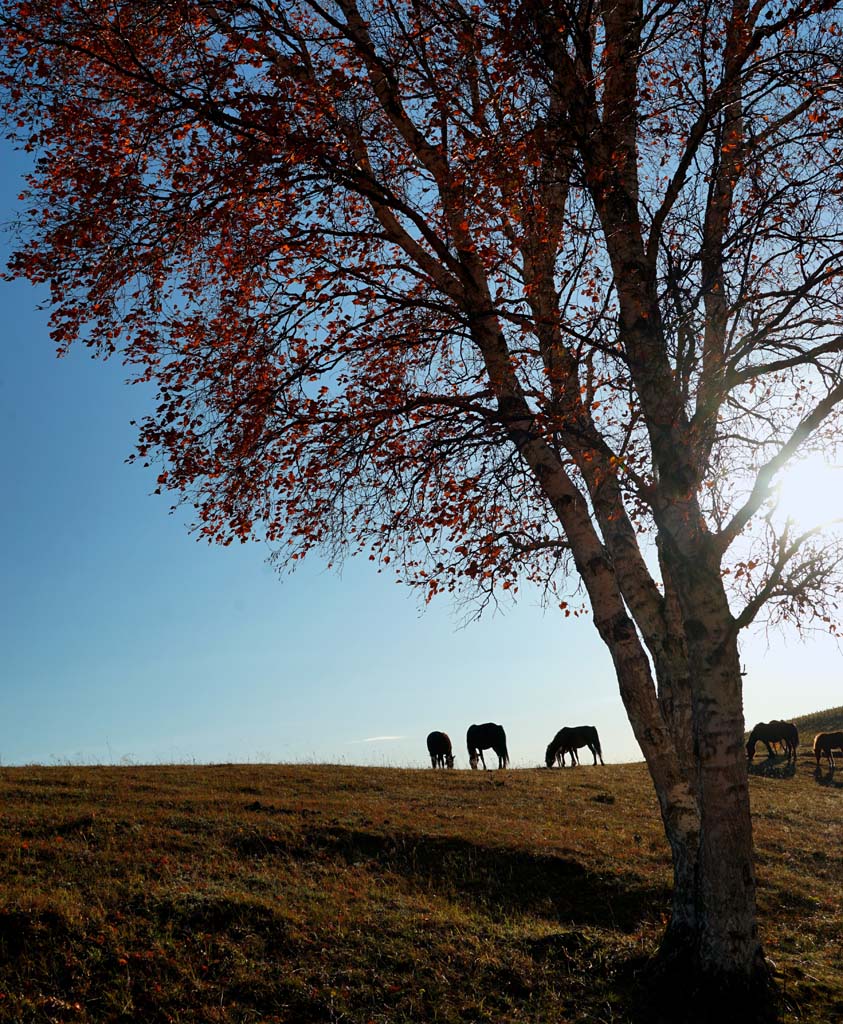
[
  {"xmin": 813, "ymin": 766, "xmax": 843, "ymax": 787},
  {"xmin": 747, "ymin": 758, "xmax": 796, "ymax": 779},
  {"xmin": 233, "ymin": 823, "xmax": 670, "ymax": 933},
  {"xmin": 0, "ymin": 908, "xmax": 71, "ymax": 958}
]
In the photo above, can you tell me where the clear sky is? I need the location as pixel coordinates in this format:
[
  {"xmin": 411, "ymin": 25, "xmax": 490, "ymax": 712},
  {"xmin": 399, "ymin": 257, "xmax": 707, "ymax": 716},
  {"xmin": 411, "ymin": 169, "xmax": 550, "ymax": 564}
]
[{"xmin": 1, "ymin": 139, "xmax": 841, "ymax": 769}]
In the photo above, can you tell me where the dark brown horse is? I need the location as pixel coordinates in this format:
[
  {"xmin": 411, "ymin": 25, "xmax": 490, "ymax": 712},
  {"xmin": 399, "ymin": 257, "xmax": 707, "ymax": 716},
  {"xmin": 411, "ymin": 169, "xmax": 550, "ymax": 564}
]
[
  {"xmin": 545, "ymin": 733, "xmax": 574, "ymax": 768},
  {"xmin": 545, "ymin": 729, "xmax": 577, "ymax": 767},
  {"xmin": 426, "ymin": 730, "xmax": 455, "ymax": 768},
  {"xmin": 746, "ymin": 720, "xmax": 799, "ymax": 761},
  {"xmin": 813, "ymin": 731, "xmax": 843, "ymax": 767},
  {"xmin": 467, "ymin": 723, "xmax": 509, "ymax": 769},
  {"xmin": 773, "ymin": 720, "xmax": 798, "ymax": 759},
  {"xmin": 545, "ymin": 725, "xmax": 604, "ymax": 767}
]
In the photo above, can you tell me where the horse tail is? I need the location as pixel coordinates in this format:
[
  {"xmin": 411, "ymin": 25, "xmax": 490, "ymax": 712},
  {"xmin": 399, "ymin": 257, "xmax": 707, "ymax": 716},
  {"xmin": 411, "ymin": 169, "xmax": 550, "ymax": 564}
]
[
  {"xmin": 499, "ymin": 726, "xmax": 510, "ymax": 768},
  {"xmin": 592, "ymin": 728, "xmax": 603, "ymax": 758}
]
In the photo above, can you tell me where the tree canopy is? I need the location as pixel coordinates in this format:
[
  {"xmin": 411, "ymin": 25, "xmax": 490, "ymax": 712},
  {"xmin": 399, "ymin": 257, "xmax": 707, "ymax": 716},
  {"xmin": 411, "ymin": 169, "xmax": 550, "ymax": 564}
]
[{"xmin": 4, "ymin": 0, "xmax": 842, "ymax": 619}]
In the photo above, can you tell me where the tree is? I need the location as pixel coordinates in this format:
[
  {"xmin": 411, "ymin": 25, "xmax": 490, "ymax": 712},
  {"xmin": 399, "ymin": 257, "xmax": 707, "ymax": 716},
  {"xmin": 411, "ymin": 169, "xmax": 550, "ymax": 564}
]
[{"xmin": 4, "ymin": 0, "xmax": 843, "ymax": 1010}]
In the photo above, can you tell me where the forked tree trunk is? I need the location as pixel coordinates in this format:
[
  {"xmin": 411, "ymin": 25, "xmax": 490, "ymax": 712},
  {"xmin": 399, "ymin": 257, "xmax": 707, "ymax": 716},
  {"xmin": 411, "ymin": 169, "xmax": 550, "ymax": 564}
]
[
  {"xmin": 477, "ymin": 305, "xmax": 771, "ymax": 1007},
  {"xmin": 531, "ymin": 471, "xmax": 770, "ymax": 1005}
]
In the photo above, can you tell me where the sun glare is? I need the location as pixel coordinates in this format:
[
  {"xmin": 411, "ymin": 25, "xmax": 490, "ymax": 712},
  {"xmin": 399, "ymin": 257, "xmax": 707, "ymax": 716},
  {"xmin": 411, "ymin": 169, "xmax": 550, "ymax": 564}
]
[{"xmin": 773, "ymin": 453, "xmax": 843, "ymax": 532}]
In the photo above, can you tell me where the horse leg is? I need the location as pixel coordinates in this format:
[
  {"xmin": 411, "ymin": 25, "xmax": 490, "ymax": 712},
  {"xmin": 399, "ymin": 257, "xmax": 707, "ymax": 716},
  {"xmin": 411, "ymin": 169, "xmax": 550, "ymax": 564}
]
[
  {"xmin": 480, "ymin": 750, "xmax": 487, "ymax": 770},
  {"xmin": 589, "ymin": 743, "xmax": 597, "ymax": 765},
  {"xmin": 764, "ymin": 740, "xmax": 775, "ymax": 758}
]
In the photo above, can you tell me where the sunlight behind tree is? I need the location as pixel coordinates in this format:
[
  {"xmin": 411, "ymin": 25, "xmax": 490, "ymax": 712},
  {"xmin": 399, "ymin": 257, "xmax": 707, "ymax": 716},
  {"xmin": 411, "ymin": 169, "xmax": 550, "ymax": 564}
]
[{"xmin": 775, "ymin": 454, "xmax": 843, "ymax": 533}]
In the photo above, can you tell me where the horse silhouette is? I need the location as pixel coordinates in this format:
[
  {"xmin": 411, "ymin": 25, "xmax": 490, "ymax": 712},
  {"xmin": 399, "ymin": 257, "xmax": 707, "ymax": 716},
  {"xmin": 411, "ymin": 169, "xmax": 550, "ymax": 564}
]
[
  {"xmin": 467, "ymin": 723, "xmax": 509, "ymax": 769},
  {"xmin": 545, "ymin": 725, "xmax": 604, "ymax": 767},
  {"xmin": 746, "ymin": 720, "xmax": 799, "ymax": 761},
  {"xmin": 426, "ymin": 730, "xmax": 455, "ymax": 769},
  {"xmin": 545, "ymin": 729, "xmax": 577, "ymax": 767},
  {"xmin": 813, "ymin": 731, "xmax": 843, "ymax": 768}
]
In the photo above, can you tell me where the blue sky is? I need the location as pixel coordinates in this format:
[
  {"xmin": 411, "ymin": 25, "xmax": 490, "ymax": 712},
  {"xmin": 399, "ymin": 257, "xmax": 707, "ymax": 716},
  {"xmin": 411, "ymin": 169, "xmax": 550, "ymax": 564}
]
[{"xmin": 1, "ymin": 140, "xmax": 841, "ymax": 768}]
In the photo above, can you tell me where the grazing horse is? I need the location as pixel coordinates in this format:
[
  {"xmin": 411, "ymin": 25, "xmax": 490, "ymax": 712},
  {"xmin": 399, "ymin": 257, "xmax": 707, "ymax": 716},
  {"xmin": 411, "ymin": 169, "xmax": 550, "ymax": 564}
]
[
  {"xmin": 746, "ymin": 720, "xmax": 799, "ymax": 761},
  {"xmin": 813, "ymin": 731, "xmax": 843, "ymax": 768},
  {"xmin": 545, "ymin": 734, "xmax": 574, "ymax": 768},
  {"xmin": 467, "ymin": 723, "xmax": 509, "ymax": 769},
  {"xmin": 426, "ymin": 731, "xmax": 455, "ymax": 769},
  {"xmin": 545, "ymin": 726, "xmax": 604, "ymax": 767},
  {"xmin": 779, "ymin": 721, "xmax": 799, "ymax": 759},
  {"xmin": 763, "ymin": 720, "xmax": 799, "ymax": 759},
  {"xmin": 545, "ymin": 729, "xmax": 580, "ymax": 768}
]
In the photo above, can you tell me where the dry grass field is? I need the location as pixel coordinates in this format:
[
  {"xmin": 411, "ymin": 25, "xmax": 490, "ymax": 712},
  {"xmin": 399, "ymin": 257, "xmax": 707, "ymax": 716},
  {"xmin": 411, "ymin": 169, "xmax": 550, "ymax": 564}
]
[{"xmin": 1, "ymin": 712, "xmax": 841, "ymax": 1023}]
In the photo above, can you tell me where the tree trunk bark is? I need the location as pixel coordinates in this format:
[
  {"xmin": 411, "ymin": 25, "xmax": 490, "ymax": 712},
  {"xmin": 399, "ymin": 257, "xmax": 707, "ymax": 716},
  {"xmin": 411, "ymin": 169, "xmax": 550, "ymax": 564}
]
[{"xmin": 647, "ymin": 532, "xmax": 772, "ymax": 1017}]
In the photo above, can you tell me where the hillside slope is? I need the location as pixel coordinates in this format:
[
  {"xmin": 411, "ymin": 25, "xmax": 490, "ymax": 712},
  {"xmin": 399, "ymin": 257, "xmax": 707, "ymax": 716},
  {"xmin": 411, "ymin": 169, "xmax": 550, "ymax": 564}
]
[
  {"xmin": 791, "ymin": 705, "xmax": 843, "ymax": 738},
  {"xmin": 0, "ymin": 760, "xmax": 841, "ymax": 1023}
]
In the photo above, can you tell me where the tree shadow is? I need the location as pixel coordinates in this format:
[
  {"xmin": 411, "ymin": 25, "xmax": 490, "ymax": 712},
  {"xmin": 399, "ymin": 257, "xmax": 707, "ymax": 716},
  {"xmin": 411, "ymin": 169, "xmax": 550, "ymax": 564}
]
[{"xmin": 280, "ymin": 823, "xmax": 672, "ymax": 933}]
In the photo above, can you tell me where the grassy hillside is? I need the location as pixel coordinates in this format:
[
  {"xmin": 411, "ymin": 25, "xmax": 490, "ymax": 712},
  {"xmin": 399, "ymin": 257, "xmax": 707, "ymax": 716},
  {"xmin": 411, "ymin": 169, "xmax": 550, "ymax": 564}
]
[
  {"xmin": 1, "ymin": 759, "xmax": 841, "ymax": 1023},
  {"xmin": 791, "ymin": 706, "xmax": 843, "ymax": 740}
]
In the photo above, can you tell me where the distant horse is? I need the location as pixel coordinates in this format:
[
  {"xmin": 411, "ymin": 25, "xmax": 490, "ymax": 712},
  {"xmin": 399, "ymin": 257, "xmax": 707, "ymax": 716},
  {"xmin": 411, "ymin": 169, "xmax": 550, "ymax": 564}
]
[
  {"xmin": 813, "ymin": 731, "xmax": 843, "ymax": 768},
  {"xmin": 766, "ymin": 720, "xmax": 799, "ymax": 759},
  {"xmin": 545, "ymin": 729, "xmax": 579, "ymax": 768},
  {"xmin": 779, "ymin": 721, "xmax": 799, "ymax": 759},
  {"xmin": 545, "ymin": 726, "xmax": 604, "ymax": 767},
  {"xmin": 467, "ymin": 723, "xmax": 509, "ymax": 769},
  {"xmin": 426, "ymin": 731, "xmax": 455, "ymax": 769},
  {"xmin": 545, "ymin": 732, "xmax": 574, "ymax": 768},
  {"xmin": 746, "ymin": 720, "xmax": 799, "ymax": 761}
]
